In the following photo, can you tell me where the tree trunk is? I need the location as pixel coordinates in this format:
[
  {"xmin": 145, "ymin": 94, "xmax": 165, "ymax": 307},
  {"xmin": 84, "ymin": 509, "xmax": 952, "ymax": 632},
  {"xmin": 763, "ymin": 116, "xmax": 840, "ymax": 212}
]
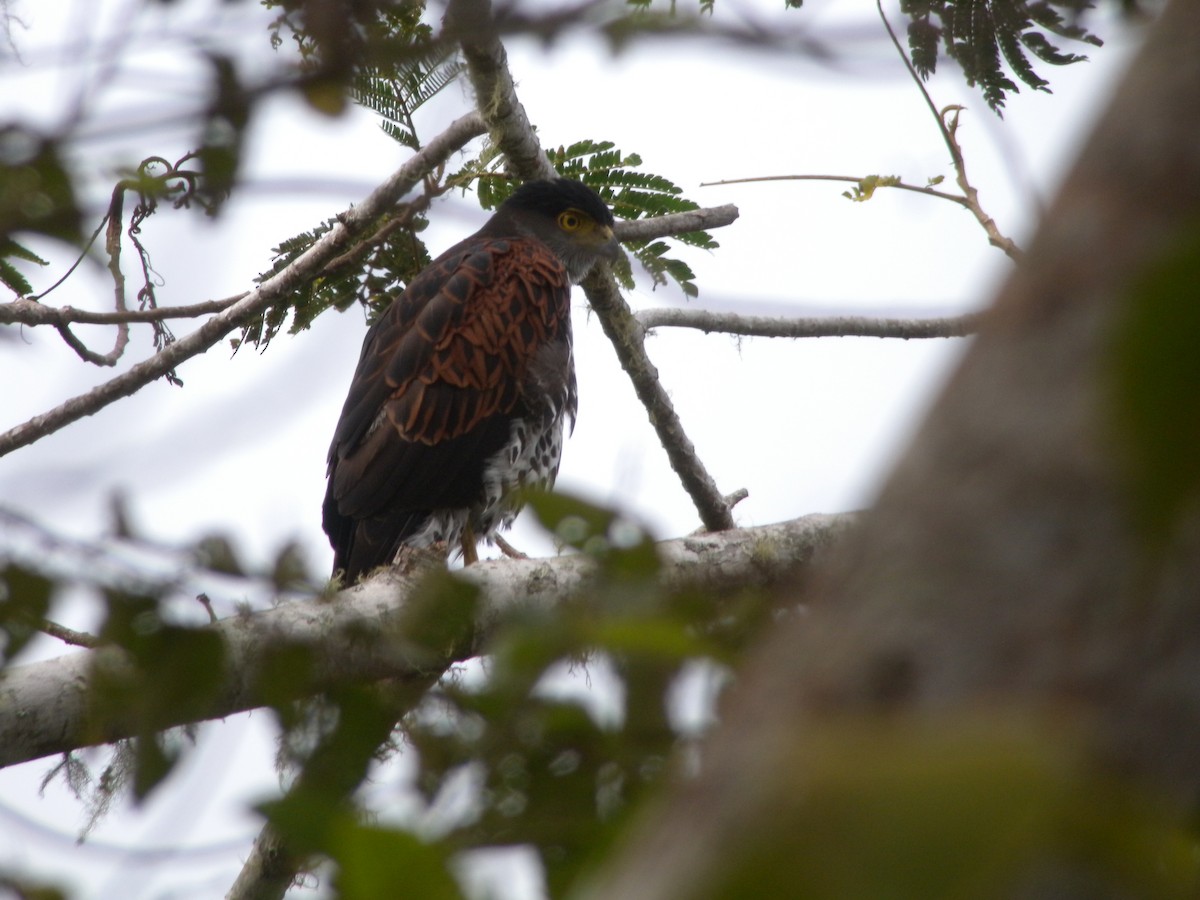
[{"xmin": 576, "ymin": 2, "xmax": 1200, "ymax": 897}]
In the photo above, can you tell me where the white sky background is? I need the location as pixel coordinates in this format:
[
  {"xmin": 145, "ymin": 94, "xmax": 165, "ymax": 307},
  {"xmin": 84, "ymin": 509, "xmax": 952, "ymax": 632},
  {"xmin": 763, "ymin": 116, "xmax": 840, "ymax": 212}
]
[{"xmin": 0, "ymin": 0, "xmax": 1142, "ymax": 896}]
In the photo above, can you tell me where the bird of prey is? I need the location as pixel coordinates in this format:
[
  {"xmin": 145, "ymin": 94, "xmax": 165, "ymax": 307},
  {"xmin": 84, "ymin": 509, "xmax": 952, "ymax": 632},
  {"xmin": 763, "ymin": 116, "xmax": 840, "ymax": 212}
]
[{"xmin": 323, "ymin": 178, "xmax": 620, "ymax": 581}]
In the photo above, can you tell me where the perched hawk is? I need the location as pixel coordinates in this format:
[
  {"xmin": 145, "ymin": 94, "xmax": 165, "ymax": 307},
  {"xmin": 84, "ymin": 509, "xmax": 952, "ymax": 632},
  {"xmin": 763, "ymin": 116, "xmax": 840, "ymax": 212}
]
[{"xmin": 323, "ymin": 179, "xmax": 620, "ymax": 581}]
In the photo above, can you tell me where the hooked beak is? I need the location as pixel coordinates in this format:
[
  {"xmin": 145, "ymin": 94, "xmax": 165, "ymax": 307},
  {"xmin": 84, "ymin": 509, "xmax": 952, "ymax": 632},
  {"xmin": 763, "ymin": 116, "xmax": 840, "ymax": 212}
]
[{"xmin": 598, "ymin": 224, "xmax": 622, "ymax": 262}]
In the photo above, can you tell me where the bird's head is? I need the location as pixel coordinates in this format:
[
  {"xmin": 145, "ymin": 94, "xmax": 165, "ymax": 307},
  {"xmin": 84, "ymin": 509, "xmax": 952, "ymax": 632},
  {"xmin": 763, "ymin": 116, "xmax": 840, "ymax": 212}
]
[{"xmin": 493, "ymin": 178, "xmax": 622, "ymax": 283}]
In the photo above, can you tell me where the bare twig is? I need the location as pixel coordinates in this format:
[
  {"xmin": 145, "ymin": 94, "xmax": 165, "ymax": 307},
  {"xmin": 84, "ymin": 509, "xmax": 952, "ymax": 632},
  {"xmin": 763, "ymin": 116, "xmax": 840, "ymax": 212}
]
[
  {"xmin": 0, "ymin": 112, "xmax": 487, "ymax": 459},
  {"xmin": 583, "ymin": 271, "xmax": 735, "ymax": 531},
  {"xmin": 319, "ymin": 184, "xmax": 441, "ymax": 274},
  {"xmin": 0, "ymin": 512, "xmax": 854, "ymax": 771},
  {"xmin": 700, "ymin": 173, "xmax": 968, "ymax": 207},
  {"xmin": 0, "ymin": 296, "xmax": 245, "ymax": 327},
  {"xmin": 37, "ymin": 619, "xmax": 101, "ymax": 649},
  {"xmin": 874, "ymin": 0, "xmax": 1021, "ymax": 261},
  {"xmin": 53, "ymin": 185, "xmax": 135, "ymax": 368},
  {"xmin": 724, "ymin": 488, "xmax": 749, "ymax": 509},
  {"xmin": 102, "ymin": 185, "xmax": 131, "ymax": 363},
  {"xmin": 30, "ymin": 215, "xmax": 109, "ymax": 304},
  {"xmin": 636, "ymin": 309, "xmax": 981, "ymax": 340},
  {"xmin": 447, "ymin": 0, "xmax": 737, "ymax": 532},
  {"xmin": 702, "ymin": 7, "xmax": 1022, "ymax": 263}
]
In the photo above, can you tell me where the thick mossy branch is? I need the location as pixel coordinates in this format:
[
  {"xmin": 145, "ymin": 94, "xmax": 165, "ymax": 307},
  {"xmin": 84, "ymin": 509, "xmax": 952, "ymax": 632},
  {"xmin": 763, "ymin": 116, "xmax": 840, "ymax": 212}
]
[{"xmin": 0, "ymin": 514, "xmax": 854, "ymax": 770}]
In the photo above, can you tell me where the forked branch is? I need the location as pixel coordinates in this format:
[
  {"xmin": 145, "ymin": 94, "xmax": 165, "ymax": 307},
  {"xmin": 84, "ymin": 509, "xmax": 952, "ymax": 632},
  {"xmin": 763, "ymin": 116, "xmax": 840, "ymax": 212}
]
[
  {"xmin": 0, "ymin": 112, "xmax": 488, "ymax": 459},
  {"xmin": 702, "ymin": 2, "xmax": 1022, "ymax": 263}
]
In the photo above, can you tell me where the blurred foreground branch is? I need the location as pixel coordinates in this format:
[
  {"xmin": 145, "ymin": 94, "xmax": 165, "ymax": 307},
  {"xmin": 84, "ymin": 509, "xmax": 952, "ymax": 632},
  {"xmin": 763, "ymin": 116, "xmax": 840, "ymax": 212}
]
[
  {"xmin": 0, "ymin": 112, "xmax": 488, "ymax": 459},
  {"xmin": 0, "ymin": 513, "xmax": 854, "ymax": 770},
  {"xmin": 575, "ymin": 2, "xmax": 1200, "ymax": 897}
]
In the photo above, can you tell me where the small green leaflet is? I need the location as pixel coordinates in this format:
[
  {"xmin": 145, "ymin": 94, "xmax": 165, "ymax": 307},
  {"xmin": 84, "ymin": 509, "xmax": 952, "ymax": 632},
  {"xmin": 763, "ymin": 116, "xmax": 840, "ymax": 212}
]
[
  {"xmin": 0, "ymin": 239, "xmax": 48, "ymax": 297},
  {"xmin": 842, "ymin": 174, "xmax": 902, "ymax": 203}
]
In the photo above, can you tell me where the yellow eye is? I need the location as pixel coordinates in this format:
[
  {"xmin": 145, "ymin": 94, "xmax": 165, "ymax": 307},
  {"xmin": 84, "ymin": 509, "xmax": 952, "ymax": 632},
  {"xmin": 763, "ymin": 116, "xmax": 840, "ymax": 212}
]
[{"xmin": 557, "ymin": 210, "xmax": 584, "ymax": 231}]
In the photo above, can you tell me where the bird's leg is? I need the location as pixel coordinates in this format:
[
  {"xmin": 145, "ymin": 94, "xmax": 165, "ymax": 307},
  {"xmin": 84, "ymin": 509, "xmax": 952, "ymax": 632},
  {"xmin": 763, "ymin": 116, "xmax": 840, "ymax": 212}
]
[{"xmin": 460, "ymin": 525, "xmax": 479, "ymax": 566}]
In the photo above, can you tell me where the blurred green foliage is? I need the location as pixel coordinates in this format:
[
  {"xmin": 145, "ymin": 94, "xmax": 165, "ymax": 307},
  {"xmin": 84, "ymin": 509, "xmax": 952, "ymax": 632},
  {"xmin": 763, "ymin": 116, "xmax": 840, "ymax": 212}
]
[{"xmin": 1109, "ymin": 222, "xmax": 1200, "ymax": 549}]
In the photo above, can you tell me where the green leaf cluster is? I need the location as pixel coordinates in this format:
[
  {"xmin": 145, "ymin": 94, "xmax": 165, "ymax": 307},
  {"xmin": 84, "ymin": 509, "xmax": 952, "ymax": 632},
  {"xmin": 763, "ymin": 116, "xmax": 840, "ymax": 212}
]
[
  {"xmin": 899, "ymin": 0, "xmax": 1102, "ymax": 114},
  {"xmin": 391, "ymin": 493, "xmax": 771, "ymax": 893},
  {"xmin": 265, "ymin": 0, "xmax": 452, "ymax": 118},
  {"xmin": 0, "ymin": 564, "xmax": 54, "ymax": 665},
  {"xmin": 842, "ymin": 173, "xmax": 903, "ymax": 202},
  {"xmin": 354, "ymin": 51, "xmax": 464, "ymax": 151},
  {"xmin": 244, "ymin": 6, "xmax": 463, "ymax": 350},
  {"xmin": 711, "ymin": 717, "xmax": 1200, "ymax": 900},
  {"xmin": 88, "ymin": 590, "xmax": 227, "ymax": 799},
  {"xmin": 0, "ymin": 131, "xmax": 81, "ymax": 246},
  {"xmin": 243, "ymin": 492, "xmax": 776, "ymax": 898},
  {"xmin": 0, "ymin": 240, "xmax": 47, "ymax": 298},
  {"xmin": 2, "ymin": 511, "xmax": 320, "ymax": 823},
  {"xmin": 0, "ymin": 873, "xmax": 66, "ymax": 900},
  {"xmin": 238, "ymin": 207, "xmax": 433, "ymax": 351},
  {"xmin": 195, "ymin": 53, "xmax": 251, "ymax": 214},
  {"xmin": 1108, "ymin": 223, "xmax": 1200, "ymax": 549}
]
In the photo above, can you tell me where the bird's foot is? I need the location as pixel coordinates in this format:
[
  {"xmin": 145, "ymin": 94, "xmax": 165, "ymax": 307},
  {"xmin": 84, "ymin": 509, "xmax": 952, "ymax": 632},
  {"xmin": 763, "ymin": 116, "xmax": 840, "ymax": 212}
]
[{"xmin": 494, "ymin": 533, "xmax": 528, "ymax": 559}]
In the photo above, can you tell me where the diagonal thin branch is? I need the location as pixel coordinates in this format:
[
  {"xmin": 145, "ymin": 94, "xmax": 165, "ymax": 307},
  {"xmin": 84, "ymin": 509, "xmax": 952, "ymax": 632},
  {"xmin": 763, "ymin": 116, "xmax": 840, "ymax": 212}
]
[
  {"xmin": 224, "ymin": 827, "xmax": 294, "ymax": 900},
  {"xmin": 446, "ymin": 0, "xmax": 557, "ymax": 180},
  {"xmin": 0, "ymin": 112, "xmax": 487, "ymax": 459},
  {"xmin": 636, "ymin": 309, "xmax": 981, "ymax": 340},
  {"xmin": 0, "ymin": 296, "xmax": 244, "ymax": 327},
  {"xmin": 36, "ymin": 619, "xmax": 100, "ymax": 649},
  {"xmin": 583, "ymin": 271, "xmax": 735, "ymax": 531},
  {"xmin": 447, "ymin": 0, "xmax": 737, "ymax": 532}
]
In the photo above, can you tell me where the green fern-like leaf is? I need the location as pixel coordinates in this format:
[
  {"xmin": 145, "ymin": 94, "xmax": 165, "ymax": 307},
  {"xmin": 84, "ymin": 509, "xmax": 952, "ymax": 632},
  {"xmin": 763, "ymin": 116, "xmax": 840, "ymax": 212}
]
[
  {"xmin": 626, "ymin": 240, "xmax": 700, "ymax": 298},
  {"xmin": 1027, "ymin": 1, "xmax": 1103, "ymax": 46},
  {"xmin": 1000, "ymin": 33, "xmax": 1046, "ymax": 92},
  {"xmin": 236, "ymin": 209, "xmax": 431, "ymax": 352},
  {"xmin": 0, "ymin": 259, "xmax": 32, "ymax": 297},
  {"xmin": 1020, "ymin": 30, "xmax": 1088, "ymax": 66},
  {"xmin": 0, "ymin": 239, "xmax": 48, "ymax": 297},
  {"xmin": 892, "ymin": 0, "xmax": 1102, "ymax": 114},
  {"xmin": 449, "ymin": 140, "xmax": 510, "ymax": 211},
  {"xmin": 353, "ymin": 51, "xmax": 464, "ymax": 150},
  {"xmin": 907, "ymin": 17, "xmax": 942, "ymax": 78}
]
